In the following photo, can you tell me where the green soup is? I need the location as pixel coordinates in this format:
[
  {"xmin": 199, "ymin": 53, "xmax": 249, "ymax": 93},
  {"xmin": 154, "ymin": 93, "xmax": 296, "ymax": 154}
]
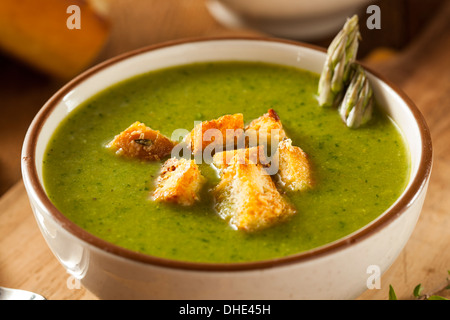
[{"xmin": 43, "ymin": 62, "xmax": 410, "ymax": 263}]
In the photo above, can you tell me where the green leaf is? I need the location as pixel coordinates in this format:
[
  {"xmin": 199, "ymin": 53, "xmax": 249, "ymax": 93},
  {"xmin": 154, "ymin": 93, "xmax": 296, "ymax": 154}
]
[
  {"xmin": 389, "ymin": 285, "xmax": 397, "ymax": 300},
  {"xmin": 446, "ymin": 271, "xmax": 450, "ymax": 289},
  {"xmin": 427, "ymin": 295, "xmax": 448, "ymax": 300},
  {"xmin": 413, "ymin": 284, "xmax": 423, "ymax": 298}
]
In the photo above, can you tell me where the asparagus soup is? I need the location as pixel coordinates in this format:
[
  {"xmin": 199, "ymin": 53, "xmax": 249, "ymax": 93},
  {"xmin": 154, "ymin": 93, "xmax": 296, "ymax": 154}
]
[{"xmin": 42, "ymin": 61, "xmax": 410, "ymax": 263}]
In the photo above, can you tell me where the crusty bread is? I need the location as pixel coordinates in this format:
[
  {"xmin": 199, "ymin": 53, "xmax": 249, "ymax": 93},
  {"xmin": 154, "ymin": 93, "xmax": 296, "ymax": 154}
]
[
  {"xmin": 184, "ymin": 113, "xmax": 244, "ymax": 155},
  {"xmin": 152, "ymin": 157, "xmax": 205, "ymax": 206},
  {"xmin": 106, "ymin": 121, "xmax": 177, "ymax": 161},
  {"xmin": 275, "ymin": 138, "xmax": 313, "ymax": 191},
  {"xmin": 212, "ymin": 145, "xmax": 268, "ymax": 170},
  {"xmin": 245, "ymin": 109, "xmax": 287, "ymax": 148},
  {"xmin": 0, "ymin": 0, "xmax": 109, "ymax": 79},
  {"xmin": 213, "ymin": 157, "xmax": 296, "ymax": 232}
]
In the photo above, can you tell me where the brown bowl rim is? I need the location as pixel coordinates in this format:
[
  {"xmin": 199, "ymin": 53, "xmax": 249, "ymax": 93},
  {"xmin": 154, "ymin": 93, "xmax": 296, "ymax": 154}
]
[{"xmin": 21, "ymin": 36, "xmax": 433, "ymax": 272}]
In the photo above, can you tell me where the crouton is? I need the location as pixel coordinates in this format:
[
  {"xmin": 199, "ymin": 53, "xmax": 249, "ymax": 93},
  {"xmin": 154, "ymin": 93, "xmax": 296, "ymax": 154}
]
[
  {"xmin": 275, "ymin": 138, "xmax": 313, "ymax": 191},
  {"xmin": 212, "ymin": 145, "xmax": 268, "ymax": 171},
  {"xmin": 245, "ymin": 109, "xmax": 287, "ymax": 148},
  {"xmin": 184, "ymin": 113, "xmax": 244, "ymax": 155},
  {"xmin": 106, "ymin": 121, "xmax": 177, "ymax": 161},
  {"xmin": 152, "ymin": 157, "xmax": 205, "ymax": 206},
  {"xmin": 213, "ymin": 161, "xmax": 296, "ymax": 232}
]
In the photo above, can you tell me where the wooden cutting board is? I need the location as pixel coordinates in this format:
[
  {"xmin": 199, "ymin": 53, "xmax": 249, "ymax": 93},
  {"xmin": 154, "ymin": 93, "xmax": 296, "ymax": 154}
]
[{"xmin": 0, "ymin": 1, "xmax": 449, "ymax": 300}]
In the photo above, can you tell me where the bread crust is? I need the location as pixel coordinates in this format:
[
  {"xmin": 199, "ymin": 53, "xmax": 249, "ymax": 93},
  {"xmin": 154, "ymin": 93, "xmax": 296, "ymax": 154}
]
[
  {"xmin": 245, "ymin": 109, "xmax": 287, "ymax": 148},
  {"xmin": 107, "ymin": 121, "xmax": 177, "ymax": 161},
  {"xmin": 214, "ymin": 154, "xmax": 296, "ymax": 232},
  {"xmin": 184, "ymin": 113, "xmax": 244, "ymax": 155},
  {"xmin": 152, "ymin": 157, "xmax": 205, "ymax": 206},
  {"xmin": 212, "ymin": 145, "xmax": 268, "ymax": 170},
  {"xmin": 276, "ymin": 138, "xmax": 314, "ymax": 191}
]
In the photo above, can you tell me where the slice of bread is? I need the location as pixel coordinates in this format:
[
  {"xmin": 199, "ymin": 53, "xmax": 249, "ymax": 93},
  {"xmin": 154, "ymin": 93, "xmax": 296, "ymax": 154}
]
[
  {"xmin": 107, "ymin": 121, "xmax": 177, "ymax": 161},
  {"xmin": 245, "ymin": 109, "xmax": 287, "ymax": 148},
  {"xmin": 214, "ymin": 158, "xmax": 296, "ymax": 232},
  {"xmin": 184, "ymin": 113, "xmax": 244, "ymax": 155},
  {"xmin": 152, "ymin": 157, "xmax": 205, "ymax": 206},
  {"xmin": 275, "ymin": 138, "xmax": 313, "ymax": 191}
]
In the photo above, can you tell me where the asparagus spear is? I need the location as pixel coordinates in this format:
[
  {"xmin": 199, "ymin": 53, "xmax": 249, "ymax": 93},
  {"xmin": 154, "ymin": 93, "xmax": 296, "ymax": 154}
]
[
  {"xmin": 318, "ymin": 15, "xmax": 360, "ymax": 108},
  {"xmin": 317, "ymin": 14, "xmax": 375, "ymax": 128},
  {"xmin": 338, "ymin": 65, "xmax": 374, "ymax": 128}
]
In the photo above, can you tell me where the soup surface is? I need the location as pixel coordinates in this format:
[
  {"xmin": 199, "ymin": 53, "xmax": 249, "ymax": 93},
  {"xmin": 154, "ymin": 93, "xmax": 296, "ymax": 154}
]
[{"xmin": 43, "ymin": 62, "xmax": 410, "ymax": 263}]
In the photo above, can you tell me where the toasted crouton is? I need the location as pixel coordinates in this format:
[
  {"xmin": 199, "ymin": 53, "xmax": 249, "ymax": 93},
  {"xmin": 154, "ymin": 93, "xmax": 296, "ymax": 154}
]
[
  {"xmin": 212, "ymin": 145, "xmax": 268, "ymax": 171},
  {"xmin": 245, "ymin": 109, "xmax": 287, "ymax": 148},
  {"xmin": 184, "ymin": 113, "xmax": 244, "ymax": 155},
  {"xmin": 213, "ymin": 161, "xmax": 296, "ymax": 232},
  {"xmin": 152, "ymin": 157, "xmax": 205, "ymax": 206},
  {"xmin": 106, "ymin": 121, "xmax": 177, "ymax": 161},
  {"xmin": 275, "ymin": 139, "xmax": 313, "ymax": 191}
]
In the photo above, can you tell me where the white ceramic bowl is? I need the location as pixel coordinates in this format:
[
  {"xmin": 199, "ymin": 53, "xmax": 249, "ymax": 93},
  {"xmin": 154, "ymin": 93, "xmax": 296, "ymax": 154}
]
[
  {"xmin": 207, "ymin": 0, "xmax": 373, "ymax": 39},
  {"xmin": 21, "ymin": 37, "xmax": 432, "ymax": 300}
]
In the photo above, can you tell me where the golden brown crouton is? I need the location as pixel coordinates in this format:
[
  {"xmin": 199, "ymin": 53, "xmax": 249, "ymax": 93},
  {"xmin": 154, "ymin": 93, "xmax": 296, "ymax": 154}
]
[
  {"xmin": 212, "ymin": 145, "xmax": 268, "ymax": 171},
  {"xmin": 275, "ymin": 138, "xmax": 313, "ymax": 191},
  {"xmin": 152, "ymin": 157, "xmax": 205, "ymax": 206},
  {"xmin": 106, "ymin": 121, "xmax": 177, "ymax": 161},
  {"xmin": 245, "ymin": 109, "xmax": 287, "ymax": 148},
  {"xmin": 184, "ymin": 113, "xmax": 244, "ymax": 155},
  {"xmin": 213, "ymin": 161, "xmax": 296, "ymax": 232}
]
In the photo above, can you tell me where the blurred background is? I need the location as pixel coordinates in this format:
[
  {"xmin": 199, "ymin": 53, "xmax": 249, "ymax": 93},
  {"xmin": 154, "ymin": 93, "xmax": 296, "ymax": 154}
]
[{"xmin": 0, "ymin": 0, "xmax": 447, "ymax": 196}]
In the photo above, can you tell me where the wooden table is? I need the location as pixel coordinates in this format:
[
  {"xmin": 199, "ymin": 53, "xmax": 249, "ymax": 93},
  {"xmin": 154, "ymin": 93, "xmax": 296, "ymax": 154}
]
[{"xmin": 0, "ymin": 0, "xmax": 449, "ymax": 300}]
